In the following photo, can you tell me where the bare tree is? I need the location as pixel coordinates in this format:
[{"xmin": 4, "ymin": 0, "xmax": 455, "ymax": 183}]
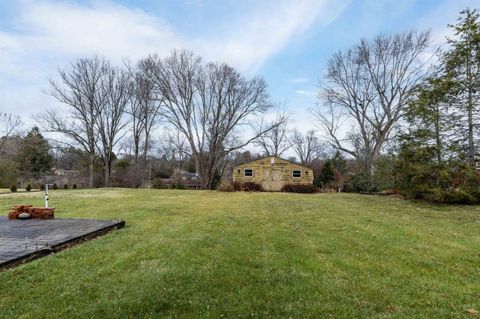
[
  {"xmin": 160, "ymin": 129, "xmax": 190, "ymax": 162},
  {"xmin": 254, "ymin": 107, "xmax": 290, "ymax": 157},
  {"xmin": 314, "ymin": 30, "xmax": 431, "ymax": 175},
  {"xmin": 290, "ymin": 129, "xmax": 321, "ymax": 164},
  {"xmin": 40, "ymin": 56, "xmax": 110, "ymax": 187},
  {"xmin": 0, "ymin": 112, "xmax": 22, "ymax": 154},
  {"xmin": 95, "ymin": 66, "xmax": 130, "ymax": 186},
  {"xmin": 125, "ymin": 59, "xmax": 162, "ymax": 164},
  {"xmin": 125, "ymin": 73, "xmax": 145, "ymax": 162},
  {"xmin": 145, "ymin": 50, "xmax": 276, "ymax": 189}
]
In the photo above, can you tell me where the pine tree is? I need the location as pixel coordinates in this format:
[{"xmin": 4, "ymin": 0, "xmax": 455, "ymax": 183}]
[
  {"xmin": 444, "ymin": 8, "xmax": 480, "ymax": 166},
  {"xmin": 402, "ymin": 72, "xmax": 461, "ymax": 182},
  {"xmin": 16, "ymin": 127, "xmax": 53, "ymax": 179},
  {"xmin": 331, "ymin": 151, "xmax": 347, "ymax": 175},
  {"xmin": 318, "ymin": 160, "xmax": 335, "ymax": 188}
]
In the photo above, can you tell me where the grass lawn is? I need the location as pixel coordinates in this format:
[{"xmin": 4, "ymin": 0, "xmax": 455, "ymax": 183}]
[
  {"xmin": 0, "ymin": 189, "xmax": 479, "ymax": 318},
  {"xmin": 0, "ymin": 189, "xmax": 41, "ymax": 195}
]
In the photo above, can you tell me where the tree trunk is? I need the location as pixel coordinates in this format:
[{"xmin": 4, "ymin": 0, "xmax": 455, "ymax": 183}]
[
  {"xmin": 88, "ymin": 161, "xmax": 94, "ymax": 188},
  {"xmin": 467, "ymin": 90, "xmax": 476, "ymax": 166},
  {"xmin": 104, "ymin": 160, "xmax": 111, "ymax": 187},
  {"xmin": 133, "ymin": 134, "xmax": 140, "ymax": 162},
  {"xmin": 466, "ymin": 50, "xmax": 476, "ymax": 167},
  {"xmin": 434, "ymin": 104, "xmax": 442, "ymax": 185},
  {"xmin": 143, "ymin": 130, "xmax": 149, "ymax": 163}
]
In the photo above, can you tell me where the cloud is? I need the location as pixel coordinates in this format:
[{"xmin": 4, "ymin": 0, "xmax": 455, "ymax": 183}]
[
  {"xmin": 0, "ymin": 0, "xmax": 348, "ymax": 118},
  {"xmin": 195, "ymin": 0, "xmax": 349, "ymax": 72},
  {"xmin": 1, "ymin": 1, "xmax": 183, "ymax": 65},
  {"xmin": 1, "ymin": 0, "xmax": 347, "ymax": 74}
]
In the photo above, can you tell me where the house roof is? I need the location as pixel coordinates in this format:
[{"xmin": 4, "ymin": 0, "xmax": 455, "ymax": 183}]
[{"xmin": 234, "ymin": 156, "xmax": 313, "ymax": 170}]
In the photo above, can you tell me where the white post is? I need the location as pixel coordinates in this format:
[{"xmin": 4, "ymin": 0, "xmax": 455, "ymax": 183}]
[{"xmin": 45, "ymin": 184, "xmax": 49, "ymax": 208}]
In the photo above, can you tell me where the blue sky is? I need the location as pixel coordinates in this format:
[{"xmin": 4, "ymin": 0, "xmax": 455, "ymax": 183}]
[{"xmin": 0, "ymin": 0, "xmax": 478, "ymax": 132}]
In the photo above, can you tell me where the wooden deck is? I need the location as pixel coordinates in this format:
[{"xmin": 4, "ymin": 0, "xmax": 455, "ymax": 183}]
[{"xmin": 0, "ymin": 217, "xmax": 125, "ymax": 270}]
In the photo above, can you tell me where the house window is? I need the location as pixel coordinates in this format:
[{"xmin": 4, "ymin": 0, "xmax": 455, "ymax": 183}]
[
  {"xmin": 292, "ymin": 170, "xmax": 301, "ymax": 178},
  {"xmin": 244, "ymin": 169, "xmax": 253, "ymax": 177}
]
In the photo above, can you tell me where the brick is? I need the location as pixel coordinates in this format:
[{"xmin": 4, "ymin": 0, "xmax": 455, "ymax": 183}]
[{"xmin": 6, "ymin": 205, "xmax": 55, "ymax": 220}]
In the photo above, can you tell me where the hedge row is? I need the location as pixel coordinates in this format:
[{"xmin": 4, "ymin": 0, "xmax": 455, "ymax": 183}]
[
  {"xmin": 218, "ymin": 181, "xmax": 318, "ymax": 193},
  {"xmin": 280, "ymin": 184, "xmax": 317, "ymax": 193}
]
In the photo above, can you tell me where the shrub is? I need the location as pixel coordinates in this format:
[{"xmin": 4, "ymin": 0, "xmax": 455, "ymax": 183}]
[
  {"xmin": 470, "ymin": 189, "xmax": 480, "ymax": 202},
  {"xmin": 152, "ymin": 178, "xmax": 164, "ymax": 189},
  {"xmin": 398, "ymin": 181, "xmax": 432, "ymax": 199},
  {"xmin": 241, "ymin": 182, "xmax": 263, "ymax": 192},
  {"xmin": 217, "ymin": 180, "xmax": 235, "ymax": 192},
  {"xmin": 72, "ymin": 184, "xmax": 77, "ymax": 189},
  {"xmin": 52, "ymin": 183, "xmax": 58, "ymax": 190},
  {"xmin": 424, "ymin": 187, "xmax": 478, "ymax": 204},
  {"xmin": 25, "ymin": 184, "xmax": 32, "ymax": 192},
  {"xmin": 232, "ymin": 181, "xmax": 242, "ymax": 191},
  {"xmin": 219, "ymin": 181, "xmax": 262, "ymax": 192},
  {"xmin": 63, "ymin": 184, "xmax": 68, "ymax": 189},
  {"xmin": 342, "ymin": 183, "xmax": 353, "ymax": 193},
  {"xmin": 441, "ymin": 188, "xmax": 477, "ymax": 204},
  {"xmin": 172, "ymin": 183, "xmax": 186, "ymax": 190},
  {"xmin": 351, "ymin": 172, "xmax": 379, "ymax": 193},
  {"xmin": 281, "ymin": 183, "xmax": 317, "ymax": 193},
  {"xmin": 40, "ymin": 184, "xmax": 45, "ymax": 191},
  {"xmin": 10, "ymin": 184, "xmax": 17, "ymax": 192},
  {"xmin": 423, "ymin": 188, "xmax": 442, "ymax": 202}
]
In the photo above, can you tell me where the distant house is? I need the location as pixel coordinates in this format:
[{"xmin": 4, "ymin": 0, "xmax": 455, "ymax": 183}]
[
  {"xmin": 159, "ymin": 169, "xmax": 202, "ymax": 189},
  {"xmin": 44, "ymin": 169, "xmax": 83, "ymax": 188},
  {"xmin": 232, "ymin": 156, "xmax": 314, "ymax": 191}
]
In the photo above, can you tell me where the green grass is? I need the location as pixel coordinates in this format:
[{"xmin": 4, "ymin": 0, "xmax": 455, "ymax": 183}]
[
  {"xmin": 0, "ymin": 189, "xmax": 479, "ymax": 318},
  {"xmin": 0, "ymin": 188, "xmax": 40, "ymax": 194}
]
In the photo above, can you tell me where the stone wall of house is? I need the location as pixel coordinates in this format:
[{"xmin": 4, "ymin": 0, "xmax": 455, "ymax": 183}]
[{"xmin": 232, "ymin": 156, "xmax": 314, "ymax": 191}]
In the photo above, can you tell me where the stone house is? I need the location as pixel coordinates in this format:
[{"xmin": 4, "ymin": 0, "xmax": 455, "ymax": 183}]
[{"xmin": 232, "ymin": 156, "xmax": 314, "ymax": 191}]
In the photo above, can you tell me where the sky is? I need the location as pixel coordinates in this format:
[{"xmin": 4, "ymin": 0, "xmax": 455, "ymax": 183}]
[{"xmin": 0, "ymin": 0, "xmax": 479, "ymax": 135}]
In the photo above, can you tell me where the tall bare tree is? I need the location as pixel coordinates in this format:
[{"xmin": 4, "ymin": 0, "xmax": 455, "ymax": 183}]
[
  {"xmin": 0, "ymin": 112, "xmax": 22, "ymax": 154},
  {"xmin": 314, "ymin": 30, "xmax": 431, "ymax": 175},
  {"xmin": 40, "ymin": 56, "xmax": 109, "ymax": 187},
  {"xmin": 145, "ymin": 50, "xmax": 276, "ymax": 189},
  {"xmin": 254, "ymin": 108, "xmax": 290, "ymax": 157},
  {"xmin": 290, "ymin": 129, "xmax": 321, "ymax": 164},
  {"xmin": 125, "ymin": 73, "xmax": 145, "ymax": 162},
  {"xmin": 95, "ymin": 66, "xmax": 130, "ymax": 186},
  {"xmin": 125, "ymin": 59, "xmax": 162, "ymax": 163}
]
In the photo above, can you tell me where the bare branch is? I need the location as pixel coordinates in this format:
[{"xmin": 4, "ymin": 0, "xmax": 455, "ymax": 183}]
[
  {"xmin": 145, "ymin": 49, "xmax": 272, "ymax": 188},
  {"xmin": 314, "ymin": 30, "xmax": 431, "ymax": 174},
  {"xmin": 0, "ymin": 112, "xmax": 22, "ymax": 154}
]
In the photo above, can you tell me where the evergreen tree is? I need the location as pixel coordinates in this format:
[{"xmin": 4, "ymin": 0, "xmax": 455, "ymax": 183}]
[
  {"xmin": 394, "ymin": 9, "xmax": 480, "ymax": 203},
  {"xmin": 444, "ymin": 8, "xmax": 480, "ymax": 166},
  {"xmin": 331, "ymin": 151, "xmax": 347, "ymax": 175},
  {"xmin": 16, "ymin": 127, "xmax": 53, "ymax": 179},
  {"xmin": 401, "ymin": 73, "xmax": 458, "ymax": 184},
  {"xmin": 317, "ymin": 160, "xmax": 335, "ymax": 187}
]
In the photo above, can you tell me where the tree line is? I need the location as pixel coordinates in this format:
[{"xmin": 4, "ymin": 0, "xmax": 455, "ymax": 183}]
[
  {"xmin": 395, "ymin": 9, "xmax": 480, "ymax": 203},
  {"xmin": 314, "ymin": 8, "xmax": 480, "ymax": 202},
  {"xmin": 1, "ymin": 8, "xmax": 479, "ymax": 202},
  {"xmin": 0, "ymin": 50, "xmax": 322, "ymax": 189}
]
